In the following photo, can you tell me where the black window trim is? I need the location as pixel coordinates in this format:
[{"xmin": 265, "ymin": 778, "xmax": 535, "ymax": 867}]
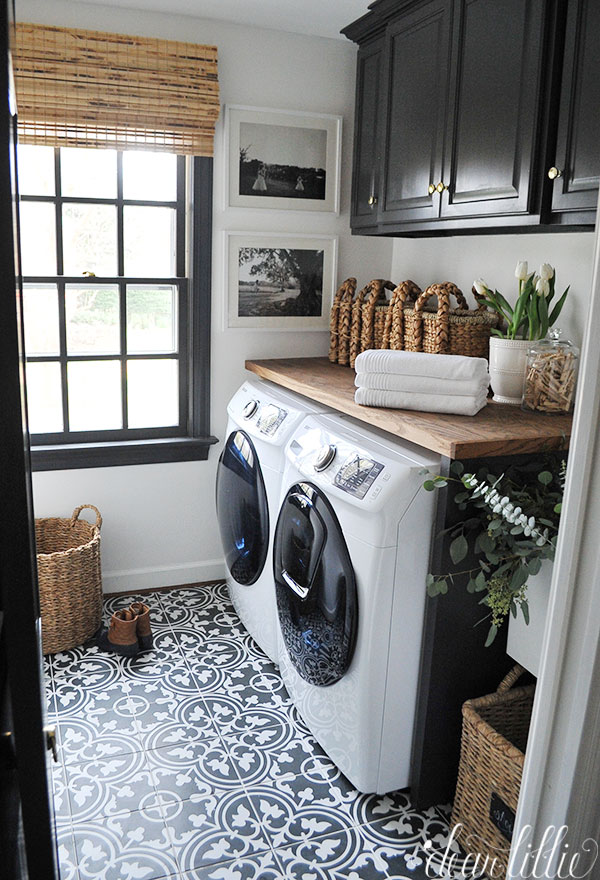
[{"xmin": 27, "ymin": 154, "xmax": 217, "ymax": 471}]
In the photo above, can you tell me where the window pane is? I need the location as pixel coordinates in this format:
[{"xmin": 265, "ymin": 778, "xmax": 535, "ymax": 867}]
[
  {"xmin": 127, "ymin": 359, "xmax": 178, "ymax": 428},
  {"xmin": 127, "ymin": 285, "xmax": 176, "ymax": 353},
  {"xmin": 26, "ymin": 362, "xmax": 63, "ymax": 433},
  {"xmin": 123, "ymin": 151, "xmax": 177, "ymax": 201},
  {"xmin": 20, "ymin": 202, "xmax": 56, "ymax": 275},
  {"xmin": 61, "ymin": 147, "xmax": 117, "ymax": 198},
  {"xmin": 23, "ymin": 284, "xmax": 60, "ymax": 355},
  {"xmin": 68, "ymin": 361, "xmax": 122, "ymax": 431},
  {"xmin": 124, "ymin": 206, "xmax": 176, "ymax": 277},
  {"xmin": 17, "ymin": 145, "xmax": 55, "ymax": 196},
  {"xmin": 66, "ymin": 285, "xmax": 120, "ymax": 355},
  {"xmin": 62, "ymin": 204, "xmax": 117, "ymax": 276}
]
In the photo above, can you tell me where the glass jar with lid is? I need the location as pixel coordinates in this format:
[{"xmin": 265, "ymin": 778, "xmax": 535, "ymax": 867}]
[{"xmin": 522, "ymin": 329, "xmax": 579, "ymax": 413}]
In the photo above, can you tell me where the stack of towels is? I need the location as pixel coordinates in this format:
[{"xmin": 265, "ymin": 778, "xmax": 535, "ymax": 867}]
[{"xmin": 354, "ymin": 350, "xmax": 490, "ymax": 416}]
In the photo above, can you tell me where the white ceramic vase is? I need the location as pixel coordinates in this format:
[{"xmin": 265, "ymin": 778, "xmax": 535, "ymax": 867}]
[{"xmin": 488, "ymin": 337, "xmax": 532, "ymax": 404}]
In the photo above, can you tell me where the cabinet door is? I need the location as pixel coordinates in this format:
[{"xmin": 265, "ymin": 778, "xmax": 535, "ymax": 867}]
[
  {"xmin": 440, "ymin": 0, "xmax": 544, "ymax": 220},
  {"xmin": 550, "ymin": 0, "xmax": 600, "ymax": 218},
  {"xmin": 351, "ymin": 40, "xmax": 384, "ymax": 229},
  {"xmin": 378, "ymin": 0, "xmax": 451, "ymax": 226}
]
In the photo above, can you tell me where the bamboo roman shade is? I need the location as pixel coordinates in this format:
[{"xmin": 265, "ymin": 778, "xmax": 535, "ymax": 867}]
[{"xmin": 13, "ymin": 22, "xmax": 219, "ymax": 155}]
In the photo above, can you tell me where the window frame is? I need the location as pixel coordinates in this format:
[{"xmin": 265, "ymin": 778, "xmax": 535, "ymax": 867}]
[{"xmin": 21, "ymin": 153, "xmax": 216, "ymax": 470}]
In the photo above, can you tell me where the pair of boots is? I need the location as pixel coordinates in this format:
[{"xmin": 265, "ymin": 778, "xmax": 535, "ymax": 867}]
[{"xmin": 97, "ymin": 602, "xmax": 153, "ymax": 657}]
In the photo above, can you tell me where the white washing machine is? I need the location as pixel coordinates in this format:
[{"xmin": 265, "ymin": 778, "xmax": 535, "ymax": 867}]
[
  {"xmin": 273, "ymin": 413, "xmax": 440, "ymax": 793},
  {"xmin": 215, "ymin": 378, "xmax": 329, "ymax": 663}
]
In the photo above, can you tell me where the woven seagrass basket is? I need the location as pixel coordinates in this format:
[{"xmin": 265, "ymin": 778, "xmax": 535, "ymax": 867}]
[
  {"xmin": 36, "ymin": 505, "xmax": 103, "ymax": 655},
  {"xmin": 399, "ymin": 282, "xmax": 498, "ymax": 358},
  {"xmin": 329, "ymin": 277, "xmax": 357, "ymax": 365},
  {"xmin": 451, "ymin": 665, "xmax": 535, "ymax": 879}
]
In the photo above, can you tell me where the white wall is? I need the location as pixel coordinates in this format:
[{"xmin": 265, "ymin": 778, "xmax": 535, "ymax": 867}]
[
  {"xmin": 21, "ymin": 0, "xmax": 393, "ymax": 591},
  {"xmin": 391, "ymin": 232, "xmax": 595, "ymax": 348}
]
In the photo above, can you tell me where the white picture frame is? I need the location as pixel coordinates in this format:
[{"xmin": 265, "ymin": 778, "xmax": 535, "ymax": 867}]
[
  {"xmin": 225, "ymin": 232, "xmax": 338, "ymax": 330},
  {"xmin": 226, "ymin": 105, "xmax": 342, "ymax": 214}
]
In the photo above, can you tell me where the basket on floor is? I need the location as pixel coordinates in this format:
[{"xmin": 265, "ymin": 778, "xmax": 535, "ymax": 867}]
[
  {"xmin": 451, "ymin": 665, "xmax": 535, "ymax": 879},
  {"xmin": 329, "ymin": 277, "xmax": 357, "ymax": 365},
  {"xmin": 399, "ymin": 282, "xmax": 498, "ymax": 358},
  {"xmin": 36, "ymin": 504, "xmax": 103, "ymax": 655}
]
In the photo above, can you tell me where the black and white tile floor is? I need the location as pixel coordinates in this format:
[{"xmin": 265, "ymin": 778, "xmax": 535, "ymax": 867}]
[{"xmin": 44, "ymin": 583, "xmax": 470, "ymax": 880}]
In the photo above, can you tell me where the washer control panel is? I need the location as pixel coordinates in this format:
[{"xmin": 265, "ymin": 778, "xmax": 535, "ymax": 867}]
[
  {"xmin": 334, "ymin": 454, "xmax": 384, "ymax": 499},
  {"xmin": 257, "ymin": 404, "xmax": 288, "ymax": 436}
]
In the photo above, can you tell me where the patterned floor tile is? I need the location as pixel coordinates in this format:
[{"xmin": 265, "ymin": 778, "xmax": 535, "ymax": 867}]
[
  {"xmin": 56, "ymin": 824, "xmax": 80, "ymax": 880},
  {"xmin": 51, "ymin": 761, "xmax": 72, "ymax": 828},
  {"xmin": 162, "ymin": 789, "xmax": 272, "ymax": 874},
  {"xmin": 223, "ymin": 724, "xmax": 337, "ymax": 788},
  {"xmin": 65, "ymin": 750, "xmax": 158, "ymax": 821},
  {"xmin": 147, "ymin": 739, "xmax": 242, "ymax": 801},
  {"xmin": 130, "ymin": 688, "xmax": 219, "ymax": 751},
  {"xmin": 179, "ymin": 849, "xmax": 284, "ymax": 880},
  {"xmin": 274, "ymin": 825, "xmax": 393, "ymax": 880},
  {"xmin": 73, "ymin": 806, "xmax": 179, "ymax": 880}
]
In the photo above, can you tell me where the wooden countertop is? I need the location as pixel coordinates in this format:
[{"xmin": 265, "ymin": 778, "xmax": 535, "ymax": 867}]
[{"xmin": 245, "ymin": 357, "xmax": 572, "ymax": 459}]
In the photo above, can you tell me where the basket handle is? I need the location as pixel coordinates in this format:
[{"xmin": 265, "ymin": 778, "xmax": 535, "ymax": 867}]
[
  {"xmin": 384, "ymin": 280, "xmax": 422, "ymax": 349},
  {"xmin": 471, "ymin": 285, "xmax": 492, "ymax": 313},
  {"xmin": 497, "ymin": 664, "xmax": 526, "ymax": 694},
  {"xmin": 412, "ymin": 282, "xmax": 468, "ymax": 354},
  {"xmin": 332, "ymin": 277, "xmax": 357, "ymax": 307},
  {"xmin": 364, "ymin": 278, "xmax": 397, "ymax": 306},
  {"xmin": 70, "ymin": 504, "xmax": 102, "ymax": 532}
]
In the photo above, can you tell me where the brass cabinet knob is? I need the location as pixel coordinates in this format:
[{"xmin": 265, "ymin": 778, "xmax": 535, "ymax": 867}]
[
  {"xmin": 548, "ymin": 166, "xmax": 562, "ymax": 180},
  {"xmin": 436, "ymin": 181, "xmax": 448, "ymax": 193},
  {"xmin": 428, "ymin": 183, "xmax": 436, "ymax": 195},
  {"xmin": 367, "ymin": 195, "xmax": 378, "ymax": 206}
]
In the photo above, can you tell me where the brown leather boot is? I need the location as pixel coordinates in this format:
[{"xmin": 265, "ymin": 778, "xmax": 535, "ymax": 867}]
[
  {"xmin": 130, "ymin": 602, "xmax": 153, "ymax": 651},
  {"xmin": 96, "ymin": 609, "xmax": 139, "ymax": 656}
]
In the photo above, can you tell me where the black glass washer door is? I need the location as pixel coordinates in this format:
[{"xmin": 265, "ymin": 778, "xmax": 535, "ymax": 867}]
[
  {"xmin": 274, "ymin": 482, "xmax": 358, "ymax": 687},
  {"xmin": 216, "ymin": 430, "xmax": 269, "ymax": 586}
]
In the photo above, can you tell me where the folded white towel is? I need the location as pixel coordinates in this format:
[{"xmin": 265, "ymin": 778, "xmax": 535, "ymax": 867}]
[
  {"xmin": 354, "ymin": 386, "xmax": 487, "ymax": 416},
  {"xmin": 355, "ymin": 370, "xmax": 489, "ymax": 397},
  {"xmin": 355, "ymin": 349, "xmax": 489, "ymax": 382}
]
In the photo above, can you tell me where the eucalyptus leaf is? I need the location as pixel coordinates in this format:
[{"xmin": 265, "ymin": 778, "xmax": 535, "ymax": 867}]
[
  {"xmin": 467, "ymin": 578, "xmax": 477, "ymax": 594},
  {"xmin": 538, "ymin": 471, "xmax": 553, "ymax": 486},
  {"xmin": 475, "ymin": 571, "xmax": 487, "ymax": 591},
  {"xmin": 527, "ymin": 557, "xmax": 542, "ymax": 576},
  {"xmin": 485, "ymin": 624, "xmax": 499, "ymax": 647},
  {"xmin": 450, "ymin": 534, "xmax": 468, "ymax": 564},
  {"xmin": 451, "ymin": 461, "xmax": 465, "ymax": 476},
  {"xmin": 521, "ymin": 599, "xmax": 530, "ymax": 626},
  {"xmin": 423, "ymin": 480, "xmax": 436, "ymax": 492}
]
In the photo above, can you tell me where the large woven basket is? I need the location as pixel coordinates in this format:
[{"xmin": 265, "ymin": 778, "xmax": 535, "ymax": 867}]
[
  {"xmin": 329, "ymin": 277, "xmax": 357, "ymax": 365},
  {"xmin": 451, "ymin": 665, "xmax": 535, "ymax": 879},
  {"xmin": 36, "ymin": 505, "xmax": 103, "ymax": 655},
  {"xmin": 399, "ymin": 282, "xmax": 498, "ymax": 358}
]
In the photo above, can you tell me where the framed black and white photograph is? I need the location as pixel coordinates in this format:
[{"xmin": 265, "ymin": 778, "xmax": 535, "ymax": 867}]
[
  {"xmin": 226, "ymin": 233, "xmax": 338, "ymax": 330},
  {"xmin": 226, "ymin": 106, "xmax": 342, "ymax": 213}
]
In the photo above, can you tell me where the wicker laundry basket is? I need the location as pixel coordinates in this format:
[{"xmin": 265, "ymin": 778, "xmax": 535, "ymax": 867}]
[
  {"xmin": 399, "ymin": 282, "xmax": 498, "ymax": 358},
  {"xmin": 329, "ymin": 277, "xmax": 357, "ymax": 365},
  {"xmin": 450, "ymin": 665, "xmax": 535, "ymax": 879},
  {"xmin": 36, "ymin": 504, "xmax": 103, "ymax": 655}
]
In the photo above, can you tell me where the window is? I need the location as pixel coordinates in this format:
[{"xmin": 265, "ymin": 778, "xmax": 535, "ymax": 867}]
[{"xmin": 18, "ymin": 145, "xmax": 215, "ymax": 470}]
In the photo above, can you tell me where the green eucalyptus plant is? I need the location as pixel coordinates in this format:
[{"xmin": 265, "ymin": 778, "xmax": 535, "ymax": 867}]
[
  {"xmin": 421, "ymin": 459, "xmax": 565, "ymax": 646},
  {"xmin": 473, "ymin": 261, "xmax": 570, "ymax": 340}
]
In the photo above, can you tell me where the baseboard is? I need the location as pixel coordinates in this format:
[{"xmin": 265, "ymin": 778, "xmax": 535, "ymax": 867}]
[{"xmin": 102, "ymin": 559, "xmax": 226, "ymax": 593}]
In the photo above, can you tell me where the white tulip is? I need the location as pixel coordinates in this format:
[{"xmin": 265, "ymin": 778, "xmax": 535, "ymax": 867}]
[
  {"xmin": 515, "ymin": 261, "xmax": 529, "ymax": 281},
  {"xmin": 536, "ymin": 277, "xmax": 550, "ymax": 297},
  {"xmin": 539, "ymin": 263, "xmax": 554, "ymax": 281},
  {"xmin": 473, "ymin": 278, "xmax": 488, "ymax": 296}
]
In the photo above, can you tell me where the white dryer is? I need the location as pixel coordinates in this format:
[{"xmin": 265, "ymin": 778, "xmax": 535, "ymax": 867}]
[
  {"xmin": 273, "ymin": 413, "xmax": 440, "ymax": 793},
  {"xmin": 215, "ymin": 378, "xmax": 329, "ymax": 663}
]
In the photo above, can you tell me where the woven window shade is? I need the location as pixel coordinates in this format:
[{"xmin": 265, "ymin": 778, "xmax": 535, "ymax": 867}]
[{"xmin": 13, "ymin": 22, "xmax": 219, "ymax": 156}]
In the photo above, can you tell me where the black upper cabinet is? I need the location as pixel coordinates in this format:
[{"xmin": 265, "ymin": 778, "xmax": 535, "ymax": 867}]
[
  {"xmin": 549, "ymin": 0, "xmax": 600, "ymax": 223},
  {"xmin": 440, "ymin": 0, "xmax": 544, "ymax": 221},
  {"xmin": 379, "ymin": 0, "xmax": 450, "ymax": 225},
  {"xmin": 352, "ymin": 39, "xmax": 384, "ymax": 228},
  {"xmin": 344, "ymin": 0, "xmax": 597, "ymax": 235}
]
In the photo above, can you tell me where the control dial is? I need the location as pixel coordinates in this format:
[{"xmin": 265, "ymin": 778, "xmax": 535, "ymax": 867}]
[
  {"xmin": 242, "ymin": 399, "xmax": 259, "ymax": 419},
  {"xmin": 314, "ymin": 444, "xmax": 336, "ymax": 472}
]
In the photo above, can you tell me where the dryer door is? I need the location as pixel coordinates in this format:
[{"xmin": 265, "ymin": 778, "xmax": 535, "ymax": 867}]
[
  {"xmin": 216, "ymin": 430, "xmax": 269, "ymax": 586},
  {"xmin": 274, "ymin": 482, "xmax": 358, "ymax": 687}
]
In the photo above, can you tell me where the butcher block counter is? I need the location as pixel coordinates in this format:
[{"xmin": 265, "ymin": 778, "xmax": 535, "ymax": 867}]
[{"xmin": 245, "ymin": 356, "xmax": 572, "ymax": 460}]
